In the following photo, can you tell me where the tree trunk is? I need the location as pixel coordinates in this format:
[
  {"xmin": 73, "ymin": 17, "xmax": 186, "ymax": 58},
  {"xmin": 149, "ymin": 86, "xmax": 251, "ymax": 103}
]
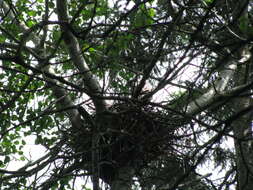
[
  {"xmin": 232, "ymin": 49, "xmax": 253, "ymax": 190},
  {"xmin": 232, "ymin": 97, "xmax": 253, "ymax": 190},
  {"xmin": 110, "ymin": 166, "xmax": 135, "ymax": 190}
]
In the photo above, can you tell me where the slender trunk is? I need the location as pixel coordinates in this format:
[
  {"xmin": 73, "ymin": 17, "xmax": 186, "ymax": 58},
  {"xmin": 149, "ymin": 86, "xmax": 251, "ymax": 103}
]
[
  {"xmin": 110, "ymin": 166, "xmax": 135, "ymax": 190},
  {"xmin": 232, "ymin": 49, "xmax": 253, "ymax": 190},
  {"xmin": 232, "ymin": 97, "xmax": 253, "ymax": 190}
]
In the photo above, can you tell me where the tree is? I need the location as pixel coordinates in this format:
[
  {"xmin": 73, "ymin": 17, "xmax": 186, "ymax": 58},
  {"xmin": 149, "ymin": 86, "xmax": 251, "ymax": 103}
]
[{"xmin": 0, "ymin": 0, "xmax": 253, "ymax": 189}]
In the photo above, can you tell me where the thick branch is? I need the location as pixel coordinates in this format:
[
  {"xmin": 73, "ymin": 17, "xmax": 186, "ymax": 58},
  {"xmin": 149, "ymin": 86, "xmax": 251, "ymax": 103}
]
[
  {"xmin": 56, "ymin": 0, "xmax": 107, "ymax": 112},
  {"xmin": 186, "ymin": 61, "xmax": 238, "ymax": 115}
]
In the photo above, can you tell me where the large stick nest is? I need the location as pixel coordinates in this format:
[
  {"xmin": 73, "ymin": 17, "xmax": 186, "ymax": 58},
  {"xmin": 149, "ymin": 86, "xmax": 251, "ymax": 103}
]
[{"xmin": 64, "ymin": 102, "xmax": 189, "ymax": 184}]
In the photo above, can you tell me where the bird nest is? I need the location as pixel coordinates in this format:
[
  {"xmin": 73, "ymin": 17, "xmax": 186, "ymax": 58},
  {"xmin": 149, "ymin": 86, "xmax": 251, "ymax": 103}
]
[{"xmin": 64, "ymin": 102, "xmax": 187, "ymax": 183}]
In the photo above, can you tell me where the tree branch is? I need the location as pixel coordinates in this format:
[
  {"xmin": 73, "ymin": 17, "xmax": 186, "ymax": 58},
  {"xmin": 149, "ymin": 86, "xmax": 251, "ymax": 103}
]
[{"xmin": 56, "ymin": 0, "xmax": 107, "ymax": 112}]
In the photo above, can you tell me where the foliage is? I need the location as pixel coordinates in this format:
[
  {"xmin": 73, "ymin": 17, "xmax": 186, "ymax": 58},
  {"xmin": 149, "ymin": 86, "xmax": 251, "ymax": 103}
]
[{"xmin": 0, "ymin": 0, "xmax": 253, "ymax": 190}]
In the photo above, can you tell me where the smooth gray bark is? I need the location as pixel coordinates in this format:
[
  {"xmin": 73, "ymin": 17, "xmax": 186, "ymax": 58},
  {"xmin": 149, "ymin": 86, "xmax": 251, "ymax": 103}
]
[
  {"xmin": 232, "ymin": 53, "xmax": 253, "ymax": 190},
  {"xmin": 56, "ymin": 0, "xmax": 107, "ymax": 113},
  {"xmin": 110, "ymin": 166, "xmax": 135, "ymax": 190},
  {"xmin": 232, "ymin": 97, "xmax": 253, "ymax": 190}
]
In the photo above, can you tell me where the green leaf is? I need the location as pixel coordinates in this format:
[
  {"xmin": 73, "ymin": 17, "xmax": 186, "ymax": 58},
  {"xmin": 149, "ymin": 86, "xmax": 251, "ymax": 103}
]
[
  {"xmin": 14, "ymin": 141, "xmax": 19, "ymax": 145},
  {"xmin": 27, "ymin": 10, "xmax": 36, "ymax": 16},
  {"xmin": 239, "ymin": 15, "xmax": 248, "ymax": 33},
  {"xmin": 89, "ymin": 47, "xmax": 95, "ymax": 53},
  {"xmin": 4, "ymin": 156, "xmax": 10, "ymax": 164},
  {"xmin": 0, "ymin": 160, "xmax": 4, "ymax": 168},
  {"xmin": 48, "ymin": 2, "xmax": 55, "ymax": 8},
  {"xmin": 27, "ymin": 20, "xmax": 35, "ymax": 27},
  {"xmin": 239, "ymin": 15, "xmax": 253, "ymax": 37},
  {"xmin": 0, "ymin": 35, "xmax": 6, "ymax": 43},
  {"xmin": 204, "ymin": 0, "xmax": 214, "ymax": 3},
  {"xmin": 147, "ymin": 8, "xmax": 155, "ymax": 18}
]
